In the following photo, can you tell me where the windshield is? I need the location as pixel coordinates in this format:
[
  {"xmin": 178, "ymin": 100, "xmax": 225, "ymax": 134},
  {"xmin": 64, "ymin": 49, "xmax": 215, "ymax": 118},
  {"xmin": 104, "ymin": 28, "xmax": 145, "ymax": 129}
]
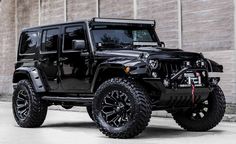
[{"xmin": 91, "ymin": 26, "xmax": 158, "ymax": 49}]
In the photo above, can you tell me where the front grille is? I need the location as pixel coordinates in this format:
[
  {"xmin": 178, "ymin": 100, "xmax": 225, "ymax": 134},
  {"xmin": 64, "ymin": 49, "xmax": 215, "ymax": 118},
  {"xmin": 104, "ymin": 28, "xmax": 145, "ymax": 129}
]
[
  {"xmin": 158, "ymin": 61, "xmax": 184, "ymax": 78},
  {"xmin": 155, "ymin": 60, "xmax": 208, "ymax": 88}
]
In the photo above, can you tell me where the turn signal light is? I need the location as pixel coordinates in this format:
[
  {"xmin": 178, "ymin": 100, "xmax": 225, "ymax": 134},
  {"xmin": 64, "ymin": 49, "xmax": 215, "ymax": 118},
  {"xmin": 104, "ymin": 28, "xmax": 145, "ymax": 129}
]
[{"xmin": 124, "ymin": 66, "xmax": 130, "ymax": 74}]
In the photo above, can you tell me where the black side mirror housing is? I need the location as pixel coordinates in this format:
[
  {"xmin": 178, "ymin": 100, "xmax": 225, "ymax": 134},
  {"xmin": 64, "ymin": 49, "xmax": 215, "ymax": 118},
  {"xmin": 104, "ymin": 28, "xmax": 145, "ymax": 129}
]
[
  {"xmin": 72, "ymin": 40, "xmax": 85, "ymax": 50},
  {"xmin": 160, "ymin": 41, "xmax": 165, "ymax": 48}
]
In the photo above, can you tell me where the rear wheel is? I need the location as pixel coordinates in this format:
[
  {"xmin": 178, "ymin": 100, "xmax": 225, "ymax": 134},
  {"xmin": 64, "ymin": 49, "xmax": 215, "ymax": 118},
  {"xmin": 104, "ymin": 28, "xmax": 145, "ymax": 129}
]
[
  {"xmin": 172, "ymin": 85, "xmax": 226, "ymax": 131},
  {"xmin": 12, "ymin": 80, "xmax": 48, "ymax": 128},
  {"xmin": 93, "ymin": 78, "xmax": 151, "ymax": 138}
]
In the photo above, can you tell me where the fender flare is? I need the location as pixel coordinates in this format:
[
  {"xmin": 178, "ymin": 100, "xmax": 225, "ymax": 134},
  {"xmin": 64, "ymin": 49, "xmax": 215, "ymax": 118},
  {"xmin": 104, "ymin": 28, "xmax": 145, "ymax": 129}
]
[
  {"xmin": 90, "ymin": 63, "xmax": 125, "ymax": 92},
  {"xmin": 90, "ymin": 58, "xmax": 148, "ymax": 92},
  {"xmin": 206, "ymin": 59, "xmax": 223, "ymax": 72},
  {"xmin": 13, "ymin": 67, "xmax": 46, "ymax": 92}
]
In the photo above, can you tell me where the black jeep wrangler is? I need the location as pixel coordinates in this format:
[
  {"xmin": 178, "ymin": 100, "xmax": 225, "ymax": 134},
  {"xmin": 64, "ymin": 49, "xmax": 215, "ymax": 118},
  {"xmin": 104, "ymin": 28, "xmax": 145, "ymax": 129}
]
[{"xmin": 12, "ymin": 18, "xmax": 226, "ymax": 138}]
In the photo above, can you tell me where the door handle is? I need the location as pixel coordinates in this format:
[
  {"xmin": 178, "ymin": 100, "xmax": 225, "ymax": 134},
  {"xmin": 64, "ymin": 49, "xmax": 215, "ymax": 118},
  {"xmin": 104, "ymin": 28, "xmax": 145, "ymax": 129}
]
[
  {"xmin": 39, "ymin": 58, "xmax": 47, "ymax": 62},
  {"xmin": 81, "ymin": 52, "xmax": 89, "ymax": 57},
  {"xmin": 59, "ymin": 57, "xmax": 68, "ymax": 62}
]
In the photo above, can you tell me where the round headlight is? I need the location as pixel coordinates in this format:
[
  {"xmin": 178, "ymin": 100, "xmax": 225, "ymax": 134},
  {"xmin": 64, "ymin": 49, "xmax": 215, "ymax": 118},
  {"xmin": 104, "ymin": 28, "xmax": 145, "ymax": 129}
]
[
  {"xmin": 196, "ymin": 59, "xmax": 205, "ymax": 67},
  {"xmin": 149, "ymin": 59, "xmax": 159, "ymax": 69}
]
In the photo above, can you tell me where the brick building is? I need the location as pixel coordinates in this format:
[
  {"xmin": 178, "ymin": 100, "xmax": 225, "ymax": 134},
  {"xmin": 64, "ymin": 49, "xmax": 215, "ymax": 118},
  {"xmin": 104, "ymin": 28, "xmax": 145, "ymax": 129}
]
[{"xmin": 0, "ymin": 0, "xmax": 235, "ymax": 110}]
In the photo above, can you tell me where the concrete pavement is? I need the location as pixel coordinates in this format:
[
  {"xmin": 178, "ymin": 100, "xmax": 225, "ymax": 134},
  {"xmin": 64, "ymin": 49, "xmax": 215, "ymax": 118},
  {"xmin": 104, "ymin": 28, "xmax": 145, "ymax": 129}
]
[{"xmin": 1, "ymin": 101, "xmax": 236, "ymax": 144}]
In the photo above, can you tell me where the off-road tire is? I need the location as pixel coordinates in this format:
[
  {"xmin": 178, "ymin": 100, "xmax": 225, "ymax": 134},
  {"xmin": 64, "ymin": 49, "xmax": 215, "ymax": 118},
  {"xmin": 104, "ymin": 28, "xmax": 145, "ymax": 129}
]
[
  {"xmin": 86, "ymin": 105, "xmax": 94, "ymax": 121},
  {"xmin": 12, "ymin": 80, "xmax": 48, "ymax": 128},
  {"xmin": 172, "ymin": 85, "xmax": 226, "ymax": 131},
  {"xmin": 92, "ymin": 78, "xmax": 151, "ymax": 138},
  {"xmin": 62, "ymin": 105, "xmax": 73, "ymax": 109}
]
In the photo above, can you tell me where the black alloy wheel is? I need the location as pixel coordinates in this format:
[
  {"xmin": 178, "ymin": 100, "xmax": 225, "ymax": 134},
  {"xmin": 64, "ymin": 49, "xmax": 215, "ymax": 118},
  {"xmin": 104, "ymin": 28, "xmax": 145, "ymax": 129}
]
[
  {"xmin": 101, "ymin": 90, "xmax": 132, "ymax": 127},
  {"xmin": 12, "ymin": 80, "xmax": 48, "ymax": 128},
  {"xmin": 93, "ymin": 78, "xmax": 151, "ymax": 138},
  {"xmin": 15, "ymin": 89, "xmax": 30, "ymax": 120},
  {"xmin": 188, "ymin": 100, "xmax": 209, "ymax": 120}
]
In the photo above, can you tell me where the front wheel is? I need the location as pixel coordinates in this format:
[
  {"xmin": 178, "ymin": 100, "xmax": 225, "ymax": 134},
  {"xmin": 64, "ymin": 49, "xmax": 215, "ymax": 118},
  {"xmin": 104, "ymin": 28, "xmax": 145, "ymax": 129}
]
[
  {"xmin": 92, "ymin": 78, "xmax": 151, "ymax": 138},
  {"xmin": 12, "ymin": 80, "xmax": 48, "ymax": 128},
  {"xmin": 86, "ymin": 105, "xmax": 94, "ymax": 121},
  {"xmin": 172, "ymin": 85, "xmax": 226, "ymax": 131}
]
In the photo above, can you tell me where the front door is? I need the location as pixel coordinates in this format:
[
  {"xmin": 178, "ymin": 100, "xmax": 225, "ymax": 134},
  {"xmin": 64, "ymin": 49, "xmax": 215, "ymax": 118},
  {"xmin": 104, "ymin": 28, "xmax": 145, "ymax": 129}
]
[{"xmin": 59, "ymin": 24, "xmax": 91, "ymax": 92}]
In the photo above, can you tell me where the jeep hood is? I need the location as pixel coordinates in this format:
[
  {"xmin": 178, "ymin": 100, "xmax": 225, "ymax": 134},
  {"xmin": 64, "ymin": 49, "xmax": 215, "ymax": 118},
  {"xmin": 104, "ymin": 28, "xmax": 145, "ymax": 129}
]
[{"xmin": 95, "ymin": 47, "xmax": 204, "ymax": 61}]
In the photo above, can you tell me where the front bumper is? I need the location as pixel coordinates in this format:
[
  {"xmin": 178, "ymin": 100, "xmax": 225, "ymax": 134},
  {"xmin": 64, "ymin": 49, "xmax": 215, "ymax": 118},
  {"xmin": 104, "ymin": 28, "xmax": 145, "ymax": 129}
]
[
  {"xmin": 143, "ymin": 78, "xmax": 210, "ymax": 107},
  {"xmin": 142, "ymin": 67, "xmax": 211, "ymax": 107},
  {"xmin": 143, "ymin": 78, "xmax": 210, "ymax": 101}
]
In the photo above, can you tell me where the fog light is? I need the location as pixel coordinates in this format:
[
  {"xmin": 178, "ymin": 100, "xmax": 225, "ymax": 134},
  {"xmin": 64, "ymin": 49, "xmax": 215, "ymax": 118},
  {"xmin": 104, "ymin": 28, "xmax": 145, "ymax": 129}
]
[
  {"xmin": 201, "ymin": 61, "xmax": 205, "ymax": 67},
  {"xmin": 184, "ymin": 61, "xmax": 191, "ymax": 67},
  {"xmin": 152, "ymin": 72, "xmax": 158, "ymax": 78},
  {"xmin": 202, "ymin": 71, "xmax": 206, "ymax": 77}
]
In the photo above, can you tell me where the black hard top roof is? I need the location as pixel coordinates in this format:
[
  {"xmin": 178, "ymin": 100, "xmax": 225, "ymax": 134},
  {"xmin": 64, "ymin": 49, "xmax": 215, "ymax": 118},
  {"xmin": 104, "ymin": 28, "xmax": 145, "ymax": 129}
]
[{"xmin": 22, "ymin": 17, "xmax": 156, "ymax": 32}]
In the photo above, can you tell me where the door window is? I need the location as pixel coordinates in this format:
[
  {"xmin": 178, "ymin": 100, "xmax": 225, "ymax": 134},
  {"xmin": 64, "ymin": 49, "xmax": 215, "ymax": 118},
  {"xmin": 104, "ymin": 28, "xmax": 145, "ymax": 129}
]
[
  {"xmin": 41, "ymin": 28, "xmax": 59, "ymax": 52},
  {"xmin": 63, "ymin": 26, "xmax": 86, "ymax": 51}
]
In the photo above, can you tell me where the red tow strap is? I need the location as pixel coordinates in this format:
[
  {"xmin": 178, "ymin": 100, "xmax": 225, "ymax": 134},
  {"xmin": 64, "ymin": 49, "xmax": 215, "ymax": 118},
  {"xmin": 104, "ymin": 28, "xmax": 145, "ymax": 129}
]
[{"xmin": 191, "ymin": 82, "xmax": 195, "ymax": 104}]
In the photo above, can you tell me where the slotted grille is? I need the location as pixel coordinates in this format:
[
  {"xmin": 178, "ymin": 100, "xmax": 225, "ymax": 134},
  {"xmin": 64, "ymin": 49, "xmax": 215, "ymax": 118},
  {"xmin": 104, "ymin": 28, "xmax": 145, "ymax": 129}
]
[{"xmin": 159, "ymin": 62, "xmax": 183, "ymax": 78}]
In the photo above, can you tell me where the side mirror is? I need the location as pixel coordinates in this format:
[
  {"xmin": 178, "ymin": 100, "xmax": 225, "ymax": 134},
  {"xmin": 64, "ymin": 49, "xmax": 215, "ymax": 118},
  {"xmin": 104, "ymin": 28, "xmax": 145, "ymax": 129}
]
[
  {"xmin": 160, "ymin": 41, "xmax": 165, "ymax": 48},
  {"xmin": 72, "ymin": 40, "xmax": 85, "ymax": 50}
]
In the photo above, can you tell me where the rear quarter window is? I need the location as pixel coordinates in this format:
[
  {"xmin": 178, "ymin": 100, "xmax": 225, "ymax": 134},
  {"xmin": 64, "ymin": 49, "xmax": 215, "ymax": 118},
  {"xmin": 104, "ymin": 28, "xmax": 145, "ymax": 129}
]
[{"xmin": 20, "ymin": 31, "xmax": 38, "ymax": 54}]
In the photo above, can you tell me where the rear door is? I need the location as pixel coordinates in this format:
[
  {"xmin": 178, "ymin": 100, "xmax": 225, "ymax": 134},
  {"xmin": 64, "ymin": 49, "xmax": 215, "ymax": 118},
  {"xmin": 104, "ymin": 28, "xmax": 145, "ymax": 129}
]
[{"xmin": 38, "ymin": 27, "xmax": 60, "ymax": 90}]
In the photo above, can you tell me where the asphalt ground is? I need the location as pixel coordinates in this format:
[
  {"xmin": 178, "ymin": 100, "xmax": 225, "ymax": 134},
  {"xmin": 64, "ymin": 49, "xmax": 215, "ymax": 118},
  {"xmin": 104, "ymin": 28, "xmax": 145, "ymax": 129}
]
[{"xmin": 0, "ymin": 102, "xmax": 236, "ymax": 144}]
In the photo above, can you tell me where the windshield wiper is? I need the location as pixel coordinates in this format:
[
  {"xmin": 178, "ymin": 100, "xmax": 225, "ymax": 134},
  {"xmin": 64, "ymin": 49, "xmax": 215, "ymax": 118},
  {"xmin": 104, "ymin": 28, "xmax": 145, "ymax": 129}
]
[
  {"xmin": 133, "ymin": 41, "xmax": 158, "ymax": 47},
  {"xmin": 96, "ymin": 42, "xmax": 133, "ymax": 50}
]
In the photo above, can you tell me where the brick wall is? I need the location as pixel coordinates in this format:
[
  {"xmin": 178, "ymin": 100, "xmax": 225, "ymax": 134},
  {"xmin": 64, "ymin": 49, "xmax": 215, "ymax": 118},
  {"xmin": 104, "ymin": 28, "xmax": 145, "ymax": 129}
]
[
  {"xmin": 0, "ymin": 0, "xmax": 16, "ymax": 94},
  {"xmin": 182, "ymin": 0, "xmax": 234, "ymax": 52},
  {"xmin": 16, "ymin": 0, "xmax": 39, "ymax": 39},
  {"xmin": 40, "ymin": 0, "xmax": 65, "ymax": 25},
  {"xmin": 67, "ymin": 0, "xmax": 97, "ymax": 21},
  {"xmin": 0, "ymin": 0, "xmax": 235, "ymax": 105},
  {"xmin": 137, "ymin": 0, "xmax": 179, "ymax": 48},
  {"xmin": 100, "ymin": 0, "xmax": 133, "ymax": 18}
]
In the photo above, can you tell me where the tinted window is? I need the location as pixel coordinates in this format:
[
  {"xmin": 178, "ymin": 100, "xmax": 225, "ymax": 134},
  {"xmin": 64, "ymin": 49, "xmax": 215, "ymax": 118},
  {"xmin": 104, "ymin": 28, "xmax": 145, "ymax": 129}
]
[
  {"xmin": 41, "ymin": 29, "xmax": 59, "ymax": 52},
  {"xmin": 92, "ymin": 27, "xmax": 156, "ymax": 49},
  {"xmin": 92, "ymin": 29, "xmax": 154, "ymax": 44},
  {"xmin": 20, "ymin": 32, "xmax": 38, "ymax": 54},
  {"xmin": 64, "ymin": 26, "xmax": 85, "ymax": 51}
]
